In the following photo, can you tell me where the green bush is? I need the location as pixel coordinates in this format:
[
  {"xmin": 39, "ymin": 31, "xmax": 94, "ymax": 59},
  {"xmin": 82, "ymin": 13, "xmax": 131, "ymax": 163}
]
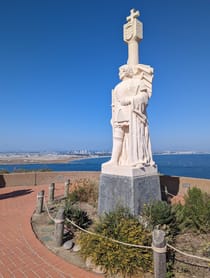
[
  {"xmin": 141, "ymin": 200, "xmax": 178, "ymax": 240},
  {"xmin": 65, "ymin": 198, "xmax": 92, "ymax": 231},
  {"xmin": 12, "ymin": 168, "xmax": 52, "ymax": 173},
  {"xmin": 174, "ymin": 187, "xmax": 210, "ymax": 233},
  {"xmin": 0, "ymin": 169, "xmax": 10, "ymax": 174},
  {"xmin": 68, "ymin": 179, "xmax": 98, "ymax": 206},
  {"xmin": 78, "ymin": 207, "xmax": 152, "ymax": 277},
  {"xmin": 38, "ymin": 168, "xmax": 52, "ymax": 172},
  {"xmin": 141, "ymin": 200, "xmax": 178, "ymax": 276},
  {"xmin": 66, "ymin": 190, "xmax": 80, "ymax": 204}
]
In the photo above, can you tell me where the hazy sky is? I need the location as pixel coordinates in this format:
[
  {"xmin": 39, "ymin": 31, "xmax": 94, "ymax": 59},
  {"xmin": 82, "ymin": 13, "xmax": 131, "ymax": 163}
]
[{"xmin": 0, "ymin": 0, "xmax": 210, "ymax": 152}]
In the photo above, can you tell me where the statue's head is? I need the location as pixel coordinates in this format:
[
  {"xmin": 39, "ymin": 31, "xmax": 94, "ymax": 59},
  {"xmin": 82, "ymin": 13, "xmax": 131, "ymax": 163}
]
[{"xmin": 119, "ymin": 65, "xmax": 133, "ymax": 80}]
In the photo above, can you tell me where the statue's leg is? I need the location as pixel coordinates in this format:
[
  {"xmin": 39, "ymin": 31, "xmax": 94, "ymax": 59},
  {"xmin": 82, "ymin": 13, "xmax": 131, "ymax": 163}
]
[{"xmin": 109, "ymin": 127, "xmax": 124, "ymax": 165}]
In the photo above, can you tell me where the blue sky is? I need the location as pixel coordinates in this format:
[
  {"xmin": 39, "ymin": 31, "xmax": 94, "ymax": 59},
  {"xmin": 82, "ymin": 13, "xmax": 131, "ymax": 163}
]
[{"xmin": 0, "ymin": 0, "xmax": 210, "ymax": 152}]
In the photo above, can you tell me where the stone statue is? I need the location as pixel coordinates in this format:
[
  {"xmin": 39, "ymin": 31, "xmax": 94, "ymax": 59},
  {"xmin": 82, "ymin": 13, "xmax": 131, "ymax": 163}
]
[
  {"xmin": 109, "ymin": 63, "xmax": 155, "ymax": 167},
  {"xmin": 102, "ymin": 9, "xmax": 157, "ymax": 175},
  {"xmin": 99, "ymin": 9, "xmax": 160, "ymax": 215}
]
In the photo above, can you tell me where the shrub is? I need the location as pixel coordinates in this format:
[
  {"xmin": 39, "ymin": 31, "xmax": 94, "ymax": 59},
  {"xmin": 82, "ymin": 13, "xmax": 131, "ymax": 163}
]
[
  {"xmin": 38, "ymin": 168, "xmax": 52, "ymax": 172},
  {"xmin": 0, "ymin": 169, "xmax": 10, "ymax": 174},
  {"xmin": 13, "ymin": 168, "xmax": 30, "ymax": 173},
  {"xmin": 174, "ymin": 187, "xmax": 210, "ymax": 233},
  {"xmin": 66, "ymin": 190, "xmax": 80, "ymax": 204},
  {"xmin": 12, "ymin": 168, "xmax": 52, "ymax": 173},
  {"xmin": 141, "ymin": 200, "xmax": 178, "ymax": 276},
  {"xmin": 68, "ymin": 179, "xmax": 98, "ymax": 206},
  {"xmin": 64, "ymin": 200, "xmax": 92, "ymax": 231},
  {"xmin": 78, "ymin": 207, "xmax": 152, "ymax": 277},
  {"xmin": 141, "ymin": 200, "xmax": 178, "ymax": 240}
]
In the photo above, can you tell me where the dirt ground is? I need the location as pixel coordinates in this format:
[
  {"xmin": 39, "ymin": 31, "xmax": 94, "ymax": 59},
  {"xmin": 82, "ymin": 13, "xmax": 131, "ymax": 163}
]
[{"xmin": 173, "ymin": 233, "xmax": 210, "ymax": 277}]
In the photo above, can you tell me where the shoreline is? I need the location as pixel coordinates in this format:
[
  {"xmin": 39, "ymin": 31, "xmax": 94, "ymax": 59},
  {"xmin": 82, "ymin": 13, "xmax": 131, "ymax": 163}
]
[
  {"xmin": 0, "ymin": 155, "xmax": 111, "ymax": 166},
  {"xmin": 0, "ymin": 155, "xmax": 98, "ymax": 165}
]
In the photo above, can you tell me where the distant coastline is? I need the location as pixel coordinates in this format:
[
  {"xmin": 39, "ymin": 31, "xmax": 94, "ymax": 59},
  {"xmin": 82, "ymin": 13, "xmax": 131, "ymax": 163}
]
[
  {"xmin": 153, "ymin": 151, "xmax": 210, "ymax": 155},
  {"xmin": 0, "ymin": 154, "xmax": 98, "ymax": 165}
]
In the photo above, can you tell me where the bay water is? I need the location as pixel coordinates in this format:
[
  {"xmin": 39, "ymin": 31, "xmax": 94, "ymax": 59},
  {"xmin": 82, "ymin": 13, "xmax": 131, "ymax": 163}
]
[{"xmin": 1, "ymin": 154, "xmax": 210, "ymax": 179}]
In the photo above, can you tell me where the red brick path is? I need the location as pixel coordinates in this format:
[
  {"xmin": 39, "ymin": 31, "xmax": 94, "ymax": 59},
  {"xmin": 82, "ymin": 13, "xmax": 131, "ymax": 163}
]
[{"xmin": 0, "ymin": 184, "xmax": 102, "ymax": 278}]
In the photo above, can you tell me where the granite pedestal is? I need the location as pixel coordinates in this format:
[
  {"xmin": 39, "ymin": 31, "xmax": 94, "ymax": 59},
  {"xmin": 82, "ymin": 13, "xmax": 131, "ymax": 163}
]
[{"xmin": 98, "ymin": 173, "xmax": 161, "ymax": 215}]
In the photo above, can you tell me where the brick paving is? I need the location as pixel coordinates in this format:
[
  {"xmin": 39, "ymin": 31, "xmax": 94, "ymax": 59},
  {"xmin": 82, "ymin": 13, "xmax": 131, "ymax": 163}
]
[{"xmin": 0, "ymin": 184, "xmax": 102, "ymax": 278}]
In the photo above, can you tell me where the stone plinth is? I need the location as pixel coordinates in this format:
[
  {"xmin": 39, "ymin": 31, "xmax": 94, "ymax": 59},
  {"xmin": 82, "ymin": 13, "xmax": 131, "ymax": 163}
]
[
  {"xmin": 102, "ymin": 163, "xmax": 158, "ymax": 177},
  {"xmin": 98, "ymin": 173, "xmax": 161, "ymax": 215}
]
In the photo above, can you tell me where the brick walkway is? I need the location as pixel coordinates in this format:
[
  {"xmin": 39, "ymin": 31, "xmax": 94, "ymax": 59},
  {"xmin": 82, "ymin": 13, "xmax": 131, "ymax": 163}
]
[{"xmin": 0, "ymin": 184, "xmax": 102, "ymax": 278}]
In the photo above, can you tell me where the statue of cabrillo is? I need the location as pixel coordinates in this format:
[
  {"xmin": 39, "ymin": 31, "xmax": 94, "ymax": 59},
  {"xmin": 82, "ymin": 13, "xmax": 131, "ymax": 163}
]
[
  {"xmin": 109, "ymin": 63, "xmax": 155, "ymax": 167},
  {"xmin": 102, "ymin": 9, "xmax": 157, "ymax": 176},
  {"xmin": 99, "ymin": 9, "xmax": 160, "ymax": 215}
]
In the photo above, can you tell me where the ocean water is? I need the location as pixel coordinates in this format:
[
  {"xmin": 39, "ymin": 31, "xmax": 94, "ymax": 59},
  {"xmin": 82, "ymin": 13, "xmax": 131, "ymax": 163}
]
[
  {"xmin": 1, "ymin": 154, "xmax": 210, "ymax": 179},
  {"xmin": 154, "ymin": 154, "xmax": 210, "ymax": 179}
]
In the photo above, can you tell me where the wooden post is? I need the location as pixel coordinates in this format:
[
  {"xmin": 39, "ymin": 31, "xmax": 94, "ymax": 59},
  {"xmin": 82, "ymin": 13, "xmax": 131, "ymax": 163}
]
[
  {"xmin": 36, "ymin": 190, "xmax": 44, "ymax": 214},
  {"xmin": 54, "ymin": 207, "xmax": 65, "ymax": 247},
  {"xmin": 49, "ymin": 182, "xmax": 55, "ymax": 203},
  {"xmin": 34, "ymin": 171, "xmax": 37, "ymax": 186},
  {"xmin": 64, "ymin": 179, "xmax": 70, "ymax": 198},
  {"xmin": 152, "ymin": 229, "xmax": 167, "ymax": 278}
]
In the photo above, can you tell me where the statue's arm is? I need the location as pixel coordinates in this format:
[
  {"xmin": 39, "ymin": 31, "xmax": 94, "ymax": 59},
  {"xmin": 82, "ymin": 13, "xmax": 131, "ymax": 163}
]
[{"xmin": 132, "ymin": 93, "xmax": 148, "ymax": 124}]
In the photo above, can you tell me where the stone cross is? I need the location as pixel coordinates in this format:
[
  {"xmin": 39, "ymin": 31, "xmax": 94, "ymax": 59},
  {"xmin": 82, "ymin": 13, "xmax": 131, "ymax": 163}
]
[
  {"xmin": 123, "ymin": 9, "xmax": 143, "ymax": 65},
  {"xmin": 126, "ymin": 8, "xmax": 140, "ymax": 22}
]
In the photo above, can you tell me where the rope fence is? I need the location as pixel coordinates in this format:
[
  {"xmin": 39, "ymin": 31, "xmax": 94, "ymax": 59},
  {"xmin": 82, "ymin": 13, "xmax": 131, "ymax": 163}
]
[
  {"xmin": 35, "ymin": 182, "xmax": 210, "ymax": 277},
  {"xmin": 66, "ymin": 213, "xmax": 210, "ymax": 262},
  {"xmin": 162, "ymin": 186, "xmax": 176, "ymax": 197},
  {"xmin": 167, "ymin": 243, "xmax": 210, "ymax": 263},
  {"xmin": 43, "ymin": 192, "xmax": 210, "ymax": 262},
  {"xmin": 65, "ymin": 216, "xmax": 153, "ymax": 250},
  {"xmin": 43, "ymin": 197, "xmax": 56, "ymax": 222}
]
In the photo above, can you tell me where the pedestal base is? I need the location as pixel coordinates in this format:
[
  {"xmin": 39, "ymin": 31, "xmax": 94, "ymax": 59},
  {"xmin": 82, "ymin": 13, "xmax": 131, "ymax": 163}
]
[
  {"xmin": 102, "ymin": 163, "xmax": 158, "ymax": 177},
  {"xmin": 98, "ymin": 173, "xmax": 161, "ymax": 215}
]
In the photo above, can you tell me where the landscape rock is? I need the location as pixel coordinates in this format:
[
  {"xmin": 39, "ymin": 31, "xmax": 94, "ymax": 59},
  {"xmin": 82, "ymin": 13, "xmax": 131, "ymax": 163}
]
[
  {"xmin": 92, "ymin": 265, "xmax": 105, "ymax": 274},
  {"xmin": 86, "ymin": 258, "xmax": 105, "ymax": 274},
  {"xmin": 72, "ymin": 243, "xmax": 81, "ymax": 252},
  {"xmin": 86, "ymin": 257, "xmax": 95, "ymax": 269},
  {"xmin": 63, "ymin": 240, "xmax": 74, "ymax": 250}
]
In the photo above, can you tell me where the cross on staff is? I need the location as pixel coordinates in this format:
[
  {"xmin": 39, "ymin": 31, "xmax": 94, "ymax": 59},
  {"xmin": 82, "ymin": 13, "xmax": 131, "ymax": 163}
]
[
  {"xmin": 126, "ymin": 9, "xmax": 140, "ymax": 22},
  {"xmin": 123, "ymin": 8, "xmax": 143, "ymax": 65}
]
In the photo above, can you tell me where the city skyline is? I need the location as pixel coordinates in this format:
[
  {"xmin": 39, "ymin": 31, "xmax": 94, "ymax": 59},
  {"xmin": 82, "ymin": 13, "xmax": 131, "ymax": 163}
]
[{"xmin": 1, "ymin": 0, "xmax": 210, "ymax": 152}]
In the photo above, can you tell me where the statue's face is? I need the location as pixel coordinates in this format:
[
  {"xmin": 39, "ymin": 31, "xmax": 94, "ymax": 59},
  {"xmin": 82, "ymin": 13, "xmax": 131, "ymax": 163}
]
[{"xmin": 119, "ymin": 66, "xmax": 132, "ymax": 80}]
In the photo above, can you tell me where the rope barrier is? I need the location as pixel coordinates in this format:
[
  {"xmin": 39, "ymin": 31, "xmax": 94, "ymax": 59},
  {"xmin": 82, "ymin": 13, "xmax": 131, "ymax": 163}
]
[
  {"xmin": 167, "ymin": 243, "xmax": 210, "ymax": 263},
  {"xmin": 54, "ymin": 219, "xmax": 64, "ymax": 224},
  {"xmin": 65, "ymin": 216, "xmax": 152, "ymax": 250},
  {"xmin": 152, "ymin": 244, "xmax": 167, "ymax": 254},
  {"xmin": 43, "ymin": 196, "xmax": 152, "ymax": 250},
  {"xmin": 162, "ymin": 187, "xmax": 176, "ymax": 197},
  {"xmin": 43, "ymin": 197, "xmax": 56, "ymax": 222},
  {"xmin": 42, "ymin": 194, "xmax": 210, "ymax": 261}
]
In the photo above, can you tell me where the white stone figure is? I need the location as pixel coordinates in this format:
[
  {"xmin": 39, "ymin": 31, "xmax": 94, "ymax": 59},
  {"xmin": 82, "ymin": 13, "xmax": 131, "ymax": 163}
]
[
  {"xmin": 99, "ymin": 9, "xmax": 160, "ymax": 216},
  {"xmin": 106, "ymin": 64, "xmax": 155, "ymax": 168},
  {"xmin": 102, "ymin": 9, "xmax": 157, "ymax": 176}
]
